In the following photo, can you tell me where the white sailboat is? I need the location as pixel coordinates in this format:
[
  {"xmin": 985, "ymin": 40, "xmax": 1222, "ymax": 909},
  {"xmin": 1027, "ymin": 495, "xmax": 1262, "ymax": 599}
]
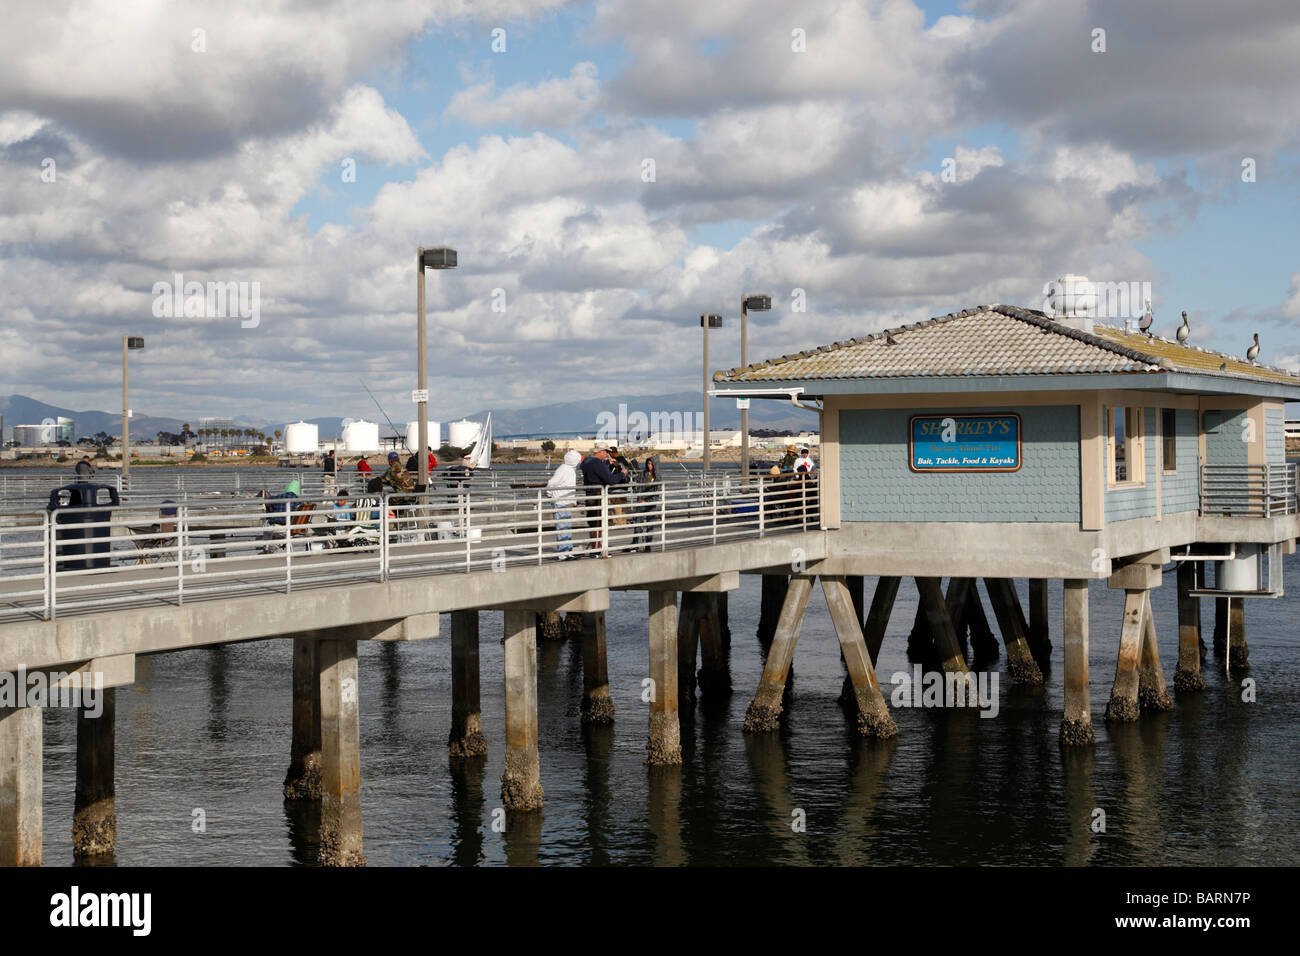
[{"xmin": 468, "ymin": 412, "xmax": 492, "ymax": 469}]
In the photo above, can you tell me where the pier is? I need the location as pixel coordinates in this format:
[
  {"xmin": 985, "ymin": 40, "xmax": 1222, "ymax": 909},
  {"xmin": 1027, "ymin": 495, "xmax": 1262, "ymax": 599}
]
[{"xmin": 2, "ymin": 298, "xmax": 1299, "ymax": 866}]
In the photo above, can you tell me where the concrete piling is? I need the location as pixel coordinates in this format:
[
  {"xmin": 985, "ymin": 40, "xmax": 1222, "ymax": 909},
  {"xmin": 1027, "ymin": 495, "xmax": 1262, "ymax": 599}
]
[
  {"xmin": 1104, "ymin": 590, "xmax": 1147, "ymax": 723},
  {"xmin": 1028, "ymin": 579, "xmax": 1052, "ymax": 671},
  {"xmin": 501, "ymin": 609, "xmax": 544, "ymax": 811},
  {"xmin": 965, "ymin": 583, "xmax": 1000, "ymax": 666},
  {"xmin": 863, "ymin": 576, "xmax": 900, "ymax": 667},
  {"xmin": 676, "ymin": 593, "xmax": 700, "ymax": 707},
  {"xmin": 822, "ymin": 577, "xmax": 897, "ymax": 738},
  {"xmin": 1060, "ymin": 579, "xmax": 1094, "ymax": 745},
  {"xmin": 580, "ymin": 612, "xmax": 615, "ymax": 725},
  {"xmin": 1138, "ymin": 599, "xmax": 1173, "ymax": 711},
  {"xmin": 449, "ymin": 610, "xmax": 487, "ymax": 757},
  {"xmin": 647, "ymin": 590, "xmax": 682, "ymax": 765},
  {"xmin": 283, "ymin": 637, "xmax": 322, "ymax": 801},
  {"xmin": 0, "ymin": 705, "xmax": 42, "ymax": 866},
  {"xmin": 756, "ymin": 574, "xmax": 788, "ymax": 658},
  {"xmin": 1227, "ymin": 598, "xmax": 1249, "ymax": 672},
  {"xmin": 537, "ymin": 610, "xmax": 564, "ymax": 642},
  {"xmin": 72, "ymin": 688, "xmax": 116, "ymax": 858},
  {"xmin": 984, "ymin": 577, "xmax": 1044, "ymax": 686},
  {"xmin": 917, "ymin": 577, "xmax": 977, "ymax": 703},
  {"xmin": 696, "ymin": 594, "xmax": 731, "ymax": 697},
  {"xmin": 318, "ymin": 637, "xmax": 365, "ymax": 866},
  {"xmin": 1174, "ymin": 562, "xmax": 1205, "ymax": 693},
  {"xmin": 744, "ymin": 576, "xmax": 814, "ymax": 732},
  {"xmin": 564, "ymin": 611, "xmax": 584, "ymax": 640}
]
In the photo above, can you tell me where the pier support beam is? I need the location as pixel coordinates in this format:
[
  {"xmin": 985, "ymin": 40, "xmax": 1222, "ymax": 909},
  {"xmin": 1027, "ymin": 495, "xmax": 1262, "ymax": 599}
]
[
  {"xmin": 449, "ymin": 611, "xmax": 487, "ymax": 757},
  {"xmin": 744, "ymin": 576, "xmax": 814, "ymax": 732},
  {"xmin": 647, "ymin": 590, "xmax": 681, "ymax": 765},
  {"xmin": 984, "ymin": 578, "xmax": 1044, "ymax": 686},
  {"xmin": 822, "ymin": 577, "xmax": 896, "ymax": 738},
  {"xmin": 1028, "ymin": 579, "xmax": 1052, "ymax": 671},
  {"xmin": 1104, "ymin": 590, "xmax": 1147, "ymax": 723},
  {"xmin": 283, "ymin": 638, "xmax": 322, "ymax": 801},
  {"xmin": 0, "ymin": 705, "xmax": 41, "ymax": 866},
  {"xmin": 1174, "ymin": 563, "xmax": 1205, "ymax": 693},
  {"xmin": 72, "ymin": 688, "xmax": 115, "ymax": 858},
  {"xmin": 917, "ymin": 577, "xmax": 976, "ymax": 702},
  {"xmin": 318, "ymin": 637, "xmax": 364, "ymax": 866},
  {"xmin": 501, "ymin": 609, "xmax": 544, "ymax": 811},
  {"xmin": 1060, "ymin": 579, "xmax": 1094, "ymax": 746},
  {"xmin": 1138, "ymin": 601, "xmax": 1173, "ymax": 711},
  {"xmin": 537, "ymin": 610, "xmax": 564, "ymax": 642},
  {"xmin": 580, "ymin": 612, "xmax": 615, "ymax": 725},
  {"xmin": 1213, "ymin": 597, "xmax": 1228, "ymax": 657}
]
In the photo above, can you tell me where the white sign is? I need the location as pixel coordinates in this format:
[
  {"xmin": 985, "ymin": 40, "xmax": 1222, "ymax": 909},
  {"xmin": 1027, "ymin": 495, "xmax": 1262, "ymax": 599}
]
[
  {"xmin": 735, "ymin": 398, "xmax": 750, "ymax": 410},
  {"xmin": 411, "ymin": 389, "xmax": 429, "ymax": 403}
]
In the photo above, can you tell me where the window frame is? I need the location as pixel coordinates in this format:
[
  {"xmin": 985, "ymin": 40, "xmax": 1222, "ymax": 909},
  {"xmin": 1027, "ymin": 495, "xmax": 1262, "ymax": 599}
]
[
  {"xmin": 1160, "ymin": 408, "xmax": 1178, "ymax": 474},
  {"xmin": 1107, "ymin": 405, "xmax": 1146, "ymax": 488}
]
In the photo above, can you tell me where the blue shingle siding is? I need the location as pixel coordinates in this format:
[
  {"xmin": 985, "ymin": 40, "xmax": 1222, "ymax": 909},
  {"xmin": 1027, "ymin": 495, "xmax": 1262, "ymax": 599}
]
[
  {"xmin": 839, "ymin": 406, "xmax": 1080, "ymax": 523},
  {"xmin": 1204, "ymin": 408, "xmax": 1249, "ymax": 465},
  {"xmin": 1160, "ymin": 408, "xmax": 1200, "ymax": 515},
  {"xmin": 1105, "ymin": 407, "xmax": 1159, "ymax": 521},
  {"xmin": 1266, "ymin": 408, "xmax": 1285, "ymax": 465}
]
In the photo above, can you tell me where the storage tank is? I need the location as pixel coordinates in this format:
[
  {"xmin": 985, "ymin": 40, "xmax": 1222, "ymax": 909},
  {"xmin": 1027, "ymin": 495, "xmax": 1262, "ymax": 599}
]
[
  {"xmin": 341, "ymin": 420, "xmax": 379, "ymax": 454},
  {"xmin": 405, "ymin": 420, "xmax": 441, "ymax": 450},
  {"xmin": 283, "ymin": 421, "xmax": 319, "ymax": 454},
  {"xmin": 448, "ymin": 419, "xmax": 480, "ymax": 450}
]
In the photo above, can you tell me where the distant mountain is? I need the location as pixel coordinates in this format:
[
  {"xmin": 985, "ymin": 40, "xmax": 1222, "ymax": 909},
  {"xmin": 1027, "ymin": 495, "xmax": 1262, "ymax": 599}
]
[
  {"xmin": 3, "ymin": 390, "xmax": 818, "ymax": 445},
  {"xmin": 454, "ymin": 390, "xmax": 818, "ymax": 437},
  {"xmin": 0, "ymin": 394, "xmax": 200, "ymax": 442}
]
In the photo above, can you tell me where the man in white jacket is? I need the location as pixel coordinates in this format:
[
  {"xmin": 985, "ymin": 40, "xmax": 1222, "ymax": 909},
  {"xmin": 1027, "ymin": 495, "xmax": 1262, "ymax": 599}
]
[{"xmin": 546, "ymin": 449, "xmax": 582, "ymax": 559}]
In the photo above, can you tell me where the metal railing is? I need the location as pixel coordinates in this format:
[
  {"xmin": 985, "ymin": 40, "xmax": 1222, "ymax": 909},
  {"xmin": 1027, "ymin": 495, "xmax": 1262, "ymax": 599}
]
[
  {"xmin": 0, "ymin": 475, "xmax": 819, "ymax": 623},
  {"xmin": 0, "ymin": 464, "xmax": 749, "ymax": 509},
  {"xmin": 1200, "ymin": 463, "xmax": 1298, "ymax": 518}
]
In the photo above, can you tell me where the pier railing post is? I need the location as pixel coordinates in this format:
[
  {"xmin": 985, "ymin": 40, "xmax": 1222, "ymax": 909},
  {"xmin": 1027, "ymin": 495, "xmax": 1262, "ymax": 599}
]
[
  {"xmin": 600, "ymin": 487, "xmax": 609, "ymax": 558},
  {"xmin": 758, "ymin": 477, "xmax": 765, "ymax": 536}
]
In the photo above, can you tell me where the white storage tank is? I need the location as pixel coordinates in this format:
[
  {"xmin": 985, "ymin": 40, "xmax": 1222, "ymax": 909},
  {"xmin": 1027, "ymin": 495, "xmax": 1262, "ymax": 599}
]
[
  {"xmin": 448, "ymin": 419, "xmax": 480, "ymax": 450},
  {"xmin": 283, "ymin": 421, "xmax": 319, "ymax": 455},
  {"xmin": 342, "ymin": 419, "xmax": 379, "ymax": 454},
  {"xmin": 405, "ymin": 420, "xmax": 441, "ymax": 450}
]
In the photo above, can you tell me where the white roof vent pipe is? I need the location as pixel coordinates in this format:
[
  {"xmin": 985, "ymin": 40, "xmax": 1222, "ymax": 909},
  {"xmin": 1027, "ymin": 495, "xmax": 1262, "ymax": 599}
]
[{"xmin": 1044, "ymin": 274, "xmax": 1096, "ymax": 333}]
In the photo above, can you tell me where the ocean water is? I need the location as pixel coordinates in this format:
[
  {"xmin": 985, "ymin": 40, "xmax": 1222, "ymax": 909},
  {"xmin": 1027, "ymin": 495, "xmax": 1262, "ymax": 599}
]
[{"xmin": 36, "ymin": 558, "xmax": 1300, "ymax": 866}]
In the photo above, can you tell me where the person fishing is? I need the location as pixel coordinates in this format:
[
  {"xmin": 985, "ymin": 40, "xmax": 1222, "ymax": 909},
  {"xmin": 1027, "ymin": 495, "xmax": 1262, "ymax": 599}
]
[
  {"xmin": 579, "ymin": 448, "xmax": 627, "ymax": 554},
  {"xmin": 632, "ymin": 455, "xmax": 661, "ymax": 551}
]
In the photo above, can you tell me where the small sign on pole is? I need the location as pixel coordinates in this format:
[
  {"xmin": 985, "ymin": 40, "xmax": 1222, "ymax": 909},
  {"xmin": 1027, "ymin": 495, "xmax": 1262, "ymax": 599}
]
[
  {"xmin": 736, "ymin": 398, "xmax": 750, "ymax": 409},
  {"xmin": 411, "ymin": 389, "xmax": 429, "ymax": 403}
]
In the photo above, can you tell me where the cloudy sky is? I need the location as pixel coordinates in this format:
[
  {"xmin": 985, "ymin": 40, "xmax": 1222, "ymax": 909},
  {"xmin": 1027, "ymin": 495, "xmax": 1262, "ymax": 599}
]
[{"xmin": 2, "ymin": 0, "xmax": 1298, "ymax": 426}]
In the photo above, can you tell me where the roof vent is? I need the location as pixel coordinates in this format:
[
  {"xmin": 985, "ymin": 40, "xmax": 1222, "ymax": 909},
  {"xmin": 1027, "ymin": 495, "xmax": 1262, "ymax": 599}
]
[{"xmin": 1044, "ymin": 274, "xmax": 1096, "ymax": 333}]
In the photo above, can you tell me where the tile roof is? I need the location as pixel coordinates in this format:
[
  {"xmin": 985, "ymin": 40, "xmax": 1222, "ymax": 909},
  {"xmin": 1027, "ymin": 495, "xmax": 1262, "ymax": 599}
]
[{"xmin": 714, "ymin": 304, "xmax": 1300, "ymax": 389}]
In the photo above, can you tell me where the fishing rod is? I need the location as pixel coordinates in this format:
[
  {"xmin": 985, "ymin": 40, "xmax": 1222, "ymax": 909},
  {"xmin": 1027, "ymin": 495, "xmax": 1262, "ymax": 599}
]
[{"xmin": 359, "ymin": 380, "xmax": 406, "ymax": 451}]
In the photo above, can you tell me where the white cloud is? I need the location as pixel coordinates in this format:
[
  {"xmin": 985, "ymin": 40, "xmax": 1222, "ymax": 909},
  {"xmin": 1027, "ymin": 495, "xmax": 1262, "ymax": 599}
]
[{"xmin": 445, "ymin": 62, "xmax": 600, "ymax": 128}]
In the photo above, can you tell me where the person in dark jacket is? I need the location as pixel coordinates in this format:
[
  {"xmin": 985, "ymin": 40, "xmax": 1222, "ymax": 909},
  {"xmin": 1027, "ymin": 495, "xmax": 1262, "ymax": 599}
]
[
  {"xmin": 74, "ymin": 455, "xmax": 94, "ymax": 479},
  {"xmin": 578, "ymin": 449, "xmax": 627, "ymax": 553}
]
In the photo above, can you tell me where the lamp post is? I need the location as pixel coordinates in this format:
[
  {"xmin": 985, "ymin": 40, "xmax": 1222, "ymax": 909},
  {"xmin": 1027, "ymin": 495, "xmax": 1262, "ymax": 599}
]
[
  {"xmin": 121, "ymin": 335, "xmax": 144, "ymax": 486},
  {"xmin": 417, "ymin": 245, "xmax": 457, "ymax": 488},
  {"xmin": 739, "ymin": 293, "xmax": 772, "ymax": 483},
  {"xmin": 701, "ymin": 314, "xmax": 722, "ymax": 471}
]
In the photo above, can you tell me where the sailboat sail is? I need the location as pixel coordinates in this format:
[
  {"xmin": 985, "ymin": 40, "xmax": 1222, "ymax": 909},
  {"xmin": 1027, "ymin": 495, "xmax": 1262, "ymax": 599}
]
[{"xmin": 470, "ymin": 413, "xmax": 492, "ymax": 469}]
